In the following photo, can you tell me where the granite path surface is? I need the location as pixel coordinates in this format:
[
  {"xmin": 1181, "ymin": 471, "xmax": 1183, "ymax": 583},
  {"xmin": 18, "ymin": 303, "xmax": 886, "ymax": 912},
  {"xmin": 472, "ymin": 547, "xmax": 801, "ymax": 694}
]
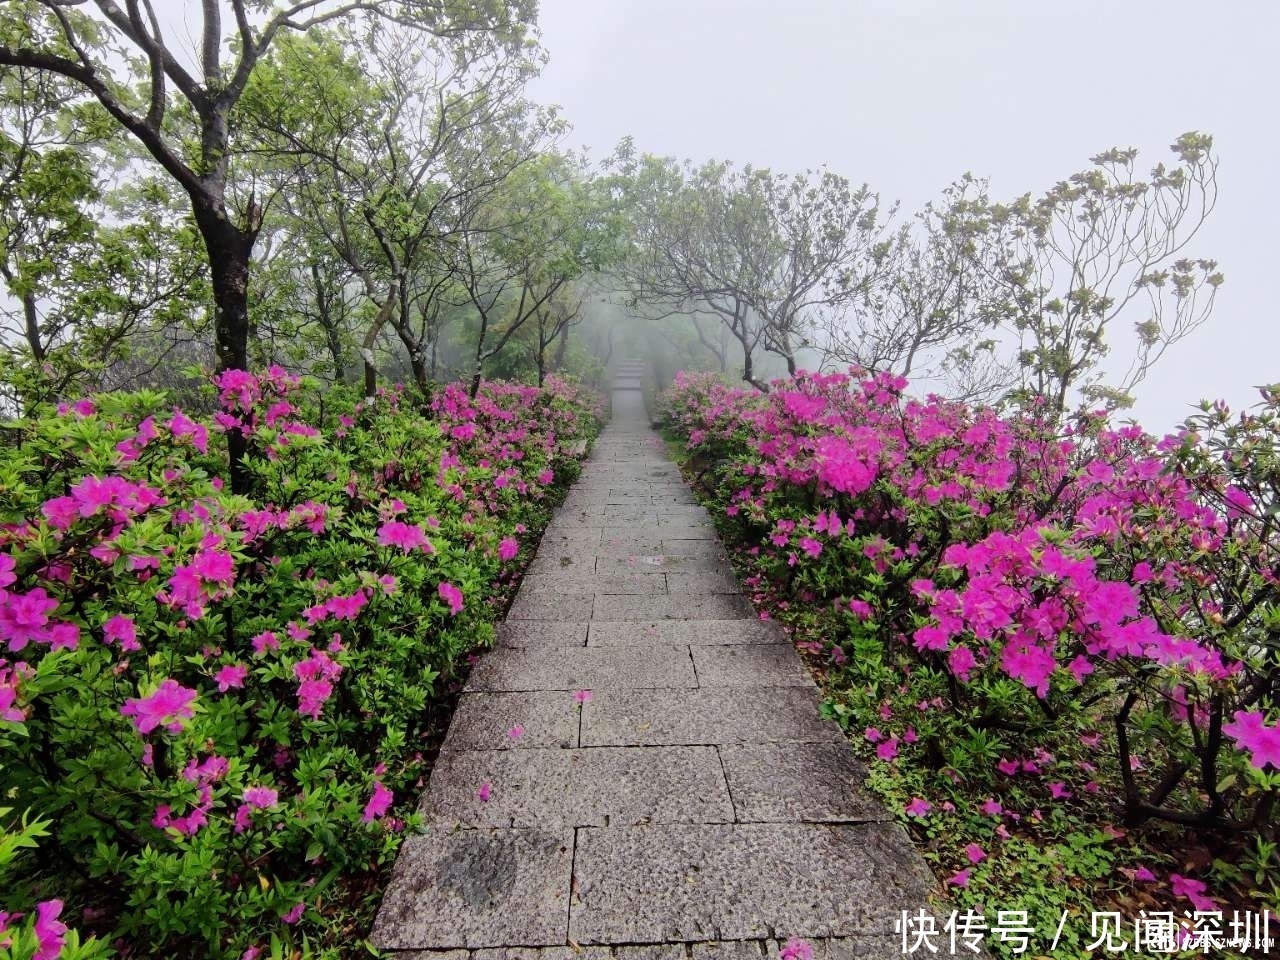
[{"xmin": 371, "ymin": 361, "xmax": 942, "ymax": 959}]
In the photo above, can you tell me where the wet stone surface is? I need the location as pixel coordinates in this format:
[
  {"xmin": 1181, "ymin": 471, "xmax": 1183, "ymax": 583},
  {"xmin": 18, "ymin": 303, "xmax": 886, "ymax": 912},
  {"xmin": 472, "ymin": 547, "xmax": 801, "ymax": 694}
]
[{"xmin": 371, "ymin": 828, "xmax": 573, "ymax": 949}]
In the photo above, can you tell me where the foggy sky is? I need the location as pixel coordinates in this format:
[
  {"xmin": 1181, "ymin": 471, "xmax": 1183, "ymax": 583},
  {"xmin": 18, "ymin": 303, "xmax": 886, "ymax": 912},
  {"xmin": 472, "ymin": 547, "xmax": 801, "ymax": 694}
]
[{"xmin": 527, "ymin": 0, "xmax": 1280, "ymax": 434}]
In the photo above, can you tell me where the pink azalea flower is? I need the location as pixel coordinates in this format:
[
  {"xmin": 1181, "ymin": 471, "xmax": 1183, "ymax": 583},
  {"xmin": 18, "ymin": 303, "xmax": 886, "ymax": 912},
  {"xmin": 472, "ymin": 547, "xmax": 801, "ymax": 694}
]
[
  {"xmin": 948, "ymin": 644, "xmax": 978, "ymax": 682},
  {"xmin": 964, "ymin": 843, "xmax": 986, "ymax": 864},
  {"xmin": 294, "ymin": 648, "xmax": 342, "ymax": 718},
  {"xmin": 167, "ymin": 408, "xmax": 209, "ymax": 453},
  {"xmin": 574, "ymin": 689, "xmax": 592, "ymax": 704},
  {"xmin": 120, "ymin": 679, "xmax": 197, "ymax": 734},
  {"xmin": 32, "ymin": 899, "xmax": 67, "ymax": 960},
  {"xmin": 362, "ymin": 781, "xmax": 393, "ymax": 822},
  {"xmin": 101, "ymin": 614, "xmax": 141, "ymax": 653},
  {"xmin": 979, "ymin": 798, "xmax": 1003, "ymax": 817},
  {"xmin": 477, "ymin": 782, "xmax": 492, "ymax": 803},
  {"xmin": 1222, "ymin": 710, "xmax": 1280, "ymax": 769},
  {"xmin": 215, "ymin": 663, "xmax": 248, "ymax": 692},
  {"xmin": 1048, "ymin": 782, "xmax": 1072, "ymax": 800},
  {"xmin": 499, "ymin": 537, "xmax": 519, "ymax": 561},
  {"xmin": 876, "ymin": 737, "xmax": 899, "ymax": 761},
  {"xmin": 779, "ymin": 939, "xmax": 814, "ymax": 960},
  {"xmin": 251, "ymin": 630, "xmax": 279, "ymax": 655},
  {"xmin": 183, "ymin": 755, "xmax": 228, "ymax": 783},
  {"xmin": 508, "ymin": 724, "xmax": 525, "ymax": 740},
  {"xmin": 903, "ymin": 797, "xmax": 932, "ymax": 817},
  {"xmin": 1169, "ymin": 874, "xmax": 1216, "ymax": 912},
  {"xmin": 243, "ymin": 786, "xmax": 278, "ymax": 809},
  {"xmin": 947, "ymin": 869, "xmax": 971, "ymax": 887},
  {"xmin": 863, "ymin": 727, "xmax": 883, "ymax": 743},
  {"xmin": 281, "ymin": 902, "xmax": 305, "ymax": 925},
  {"xmin": 997, "ymin": 758, "xmax": 1020, "ymax": 776},
  {"xmin": 437, "ymin": 582, "xmax": 464, "ymax": 615},
  {"xmin": 377, "ymin": 521, "xmax": 433, "ymax": 553},
  {"xmin": 0, "ymin": 588, "xmax": 59, "ymax": 651}
]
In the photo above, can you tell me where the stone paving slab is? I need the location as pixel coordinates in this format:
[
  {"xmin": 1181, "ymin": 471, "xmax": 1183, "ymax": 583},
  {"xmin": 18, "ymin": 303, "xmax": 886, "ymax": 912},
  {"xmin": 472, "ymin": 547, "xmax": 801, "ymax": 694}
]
[
  {"xmin": 595, "ymin": 555, "xmax": 727, "ymax": 574},
  {"xmin": 571, "ymin": 513, "xmax": 646, "ymax": 526},
  {"xmin": 597, "ymin": 534, "xmax": 667, "ymax": 554},
  {"xmin": 496, "ymin": 622, "xmax": 588, "ymax": 648},
  {"xmin": 443, "ymin": 692, "xmax": 580, "ymax": 751},
  {"xmin": 507, "ymin": 591, "xmax": 596, "ymax": 621},
  {"xmin": 666, "ymin": 571, "xmax": 742, "ymax": 594},
  {"xmin": 610, "ymin": 524, "xmax": 717, "ymax": 541},
  {"xmin": 465, "ymin": 646, "xmax": 697, "ymax": 692},
  {"xmin": 372, "ymin": 827, "xmax": 574, "ymax": 949},
  {"xmin": 543, "ymin": 524, "xmax": 610, "ymax": 540},
  {"xmin": 568, "ymin": 823, "xmax": 935, "ymax": 943},
  {"xmin": 688, "ymin": 939, "xmax": 907, "ymax": 960},
  {"xmin": 525, "ymin": 553, "xmax": 595, "ymax": 575},
  {"xmin": 656, "ymin": 513, "xmax": 716, "ymax": 526},
  {"xmin": 519, "ymin": 573, "xmax": 667, "ymax": 595},
  {"xmin": 581, "ymin": 686, "xmax": 844, "ymax": 746},
  {"xmin": 388, "ymin": 940, "xmax": 906, "ymax": 960},
  {"xmin": 690, "ymin": 645, "xmax": 816, "ymax": 687},
  {"xmin": 548, "ymin": 511, "xmax": 616, "ymax": 525},
  {"xmin": 592, "ymin": 593, "xmax": 754, "ymax": 621},
  {"xmin": 420, "ymin": 747, "xmax": 733, "ymax": 828},
  {"xmin": 471, "ymin": 947, "xmax": 685, "ymax": 960},
  {"xmin": 587, "ymin": 619, "xmax": 786, "ymax": 647},
  {"xmin": 660, "ymin": 540, "xmax": 731, "ymax": 557},
  {"xmin": 718, "ymin": 742, "xmax": 886, "ymax": 823}
]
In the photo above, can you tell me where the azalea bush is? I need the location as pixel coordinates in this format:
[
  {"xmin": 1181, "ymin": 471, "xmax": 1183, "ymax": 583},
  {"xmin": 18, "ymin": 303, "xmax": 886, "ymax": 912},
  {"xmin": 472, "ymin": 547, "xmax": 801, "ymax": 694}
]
[
  {"xmin": 659, "ymin": 369, "xmax": 1277, "ymax": 950},
  {"xmin": 0, "ymin": 369, "xmax": 598, "ymax": 957}
]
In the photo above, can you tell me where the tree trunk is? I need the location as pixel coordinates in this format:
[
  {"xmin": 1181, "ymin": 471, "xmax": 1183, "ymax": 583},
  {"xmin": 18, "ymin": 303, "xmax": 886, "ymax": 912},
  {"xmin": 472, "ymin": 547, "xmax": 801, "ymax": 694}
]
[
  {"xmin": 390, "ymin": 318, "xmax": 430, "ymax": 400},
  {"xmin": 21, "ymin": 290, "xmax": 44, "ymax": 363},
  {"xmin": 552, "ymin": 323, "xmax": 570, "ymax": 372},
  {"xmin": 192, "ymin": 199, "xmax": 255, "ymax": 494},
  {"xmin": 470, "ymin": 310, "xmax": 490, "ymax": 399},
  {"xmin": 360, "ymin": 280, "xmax": 400, "ymax": 400},
  {"xmin": 310, "ymin": 264, "xmax": 345, "ymax": 382}
]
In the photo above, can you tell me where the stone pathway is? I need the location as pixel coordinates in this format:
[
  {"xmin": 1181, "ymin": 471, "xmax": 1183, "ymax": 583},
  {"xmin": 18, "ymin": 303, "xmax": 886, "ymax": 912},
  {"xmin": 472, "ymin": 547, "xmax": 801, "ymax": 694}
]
[{"xmin": 371, "ymin": 362, "xmax": 940, "ymax": 959}]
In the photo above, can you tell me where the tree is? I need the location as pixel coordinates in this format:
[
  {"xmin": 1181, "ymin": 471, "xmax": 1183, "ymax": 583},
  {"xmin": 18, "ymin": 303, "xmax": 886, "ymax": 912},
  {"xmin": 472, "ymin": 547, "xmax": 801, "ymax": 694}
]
[
  {"xmin": 815, "ymin": 135, "xmax": 1221, "ymax": 416},
  {"xmin": 815, "ymin": 175, "xmax": 1016, "ymax": 402},
  {"xmin": 0, "ymin": 0, "xmax": 534, "ymax": 486},
  {"xmin": 999, "ymin": 133, "xmax": 1222, "ymax": 414},
  {"xmin": 0, "ymin": 66, "xmax": 206, "ymax": 411},
  {"xmin": 245, "ymin": 25, "xmax": 553, "ymax": 400},
  {"xmin": 612, "ymin": 147, "xmax": 886, "ymax": 390},
  {"xmin": 451, "ymin": 151, "xmax": 619, "ymax": 396}
]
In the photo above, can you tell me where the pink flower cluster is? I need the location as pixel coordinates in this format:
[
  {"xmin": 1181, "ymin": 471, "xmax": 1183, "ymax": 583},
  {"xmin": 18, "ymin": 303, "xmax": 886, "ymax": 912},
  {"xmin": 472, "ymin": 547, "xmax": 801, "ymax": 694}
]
[
  {"xmin": 293, "ymin": 648, "xmax": 343, "ymax": 719},
  {"xmin": 660, "ymin": 367, "xmax": 1278, "ymax": 785},
  {"xmin": 120, "ymin": 678, "xmax": 198, "ymax": 734}
]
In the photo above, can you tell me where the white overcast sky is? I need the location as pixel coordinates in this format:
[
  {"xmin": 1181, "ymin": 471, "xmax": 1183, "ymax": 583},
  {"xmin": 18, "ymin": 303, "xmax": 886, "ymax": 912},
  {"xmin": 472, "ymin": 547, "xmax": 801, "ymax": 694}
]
[{"xmin": 526, "ymin": 0, "xmax": 1279, "ymax": 434}]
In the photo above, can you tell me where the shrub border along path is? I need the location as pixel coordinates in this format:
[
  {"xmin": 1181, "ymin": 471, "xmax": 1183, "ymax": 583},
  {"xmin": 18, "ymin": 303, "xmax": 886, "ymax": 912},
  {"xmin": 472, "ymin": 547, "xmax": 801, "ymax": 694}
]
[{"xmin": 370, "ymin": 361, "xmax": 943, "ymax": 959}]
